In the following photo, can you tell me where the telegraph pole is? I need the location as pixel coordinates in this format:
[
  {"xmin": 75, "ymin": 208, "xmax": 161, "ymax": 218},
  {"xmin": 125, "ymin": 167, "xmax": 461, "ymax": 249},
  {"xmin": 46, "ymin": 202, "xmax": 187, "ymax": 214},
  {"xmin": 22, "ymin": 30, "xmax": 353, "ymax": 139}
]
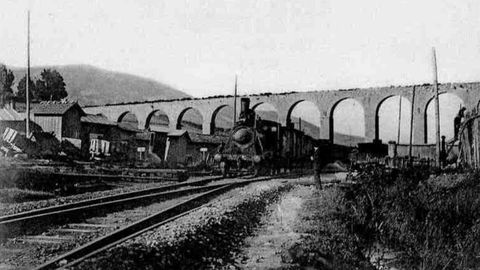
[
  {"xmin": 233, "ymin": 74, "xmax": 238, "ymax": 126},
  {"xmin": 432, "ymin": 48, "xmax": 441, "ymax": 168},
  {"xmin": 397, "ymin": 96, "xmax": 402, "ymax": 143},
  {"xmin": 26, "ymin": 10, "xmax": 31, "ymax": 137},
  {"xmin": 408, "ymin": 86, "xmax": 416, "ymax": 162}
]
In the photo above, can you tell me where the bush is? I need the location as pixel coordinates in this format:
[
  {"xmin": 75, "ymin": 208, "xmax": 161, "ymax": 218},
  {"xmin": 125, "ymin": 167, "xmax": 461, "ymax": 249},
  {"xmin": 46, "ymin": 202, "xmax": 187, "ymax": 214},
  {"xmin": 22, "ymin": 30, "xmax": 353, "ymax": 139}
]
[{"xmin": 350, "ymin": 167, "xmax": 480, "ymax": 269}]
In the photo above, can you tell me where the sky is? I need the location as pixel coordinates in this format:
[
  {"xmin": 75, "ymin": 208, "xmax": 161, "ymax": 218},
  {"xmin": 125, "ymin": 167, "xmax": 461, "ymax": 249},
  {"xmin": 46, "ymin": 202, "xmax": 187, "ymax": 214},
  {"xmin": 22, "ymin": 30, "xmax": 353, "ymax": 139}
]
[
  {"xmin": 0, "ymin": 0, "xmax": 475, "ymax": 140},
  {"xmin": 1, "ymin": 0, "xmax": 480, "ymax": 98}
]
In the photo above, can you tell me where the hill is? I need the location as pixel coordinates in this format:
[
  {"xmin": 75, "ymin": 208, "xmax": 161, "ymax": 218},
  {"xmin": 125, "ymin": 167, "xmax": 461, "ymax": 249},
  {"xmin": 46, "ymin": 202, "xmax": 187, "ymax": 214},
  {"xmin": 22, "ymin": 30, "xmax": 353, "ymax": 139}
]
[{"xmin": 8, "ymin": 64, "xmax": 190, "ymax": 106}]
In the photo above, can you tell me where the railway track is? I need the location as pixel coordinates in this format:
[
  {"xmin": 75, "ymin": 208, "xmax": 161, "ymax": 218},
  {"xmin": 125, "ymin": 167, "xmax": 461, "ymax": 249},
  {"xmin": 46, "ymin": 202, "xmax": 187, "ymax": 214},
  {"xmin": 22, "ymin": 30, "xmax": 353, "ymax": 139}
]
[
  {"xmin": 0, "ymin": 174, "xmax": 251, "ymax": 239},
  {"xmin": 0, "ymin": 173, "xmax": 297, "ymax": 269},
  {"xmin": 36, "ymin": 184, "xmax": 237, "ymax": 270}
]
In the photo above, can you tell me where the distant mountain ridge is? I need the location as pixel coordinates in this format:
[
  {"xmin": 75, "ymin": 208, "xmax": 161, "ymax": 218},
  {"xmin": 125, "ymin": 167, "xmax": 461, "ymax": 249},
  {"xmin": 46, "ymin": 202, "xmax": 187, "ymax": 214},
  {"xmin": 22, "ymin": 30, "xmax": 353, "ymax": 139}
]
[{"xmin": 8, "ymin": 64, "xmax": 190, "ymax": 106}]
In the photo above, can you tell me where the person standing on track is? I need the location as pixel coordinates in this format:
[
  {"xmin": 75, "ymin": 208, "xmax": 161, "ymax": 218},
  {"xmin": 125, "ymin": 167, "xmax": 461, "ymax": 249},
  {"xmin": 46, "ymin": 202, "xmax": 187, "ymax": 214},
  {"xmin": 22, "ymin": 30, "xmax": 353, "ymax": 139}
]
[{"xmin": 312, "ymin": 146, "xmax": 323, "ymax": 190}]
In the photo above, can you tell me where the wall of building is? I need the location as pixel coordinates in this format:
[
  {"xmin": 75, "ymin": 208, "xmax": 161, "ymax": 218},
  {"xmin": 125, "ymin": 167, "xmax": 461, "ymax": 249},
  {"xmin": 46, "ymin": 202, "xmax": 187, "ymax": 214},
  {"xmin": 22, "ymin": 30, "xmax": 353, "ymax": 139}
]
[
  {"xmin": 186, "ymin": 142, "xmax": 218, "ymax": 165},
  {"xmin": 0, "ymin": 120, "xmax": 27, "ymax": 135},
  {"xmin": 396, "ymin": 144, "xmax": 436, "ymax": 159},
  {"xmin": 151, "ymin": 132, "xmax": 168, "ymax": 160},
  {"xmin": 32, "ymin": 115, "xmax": 62, "ymax": 140},
  {"xmin": 395, "ymin": 144, "xmax": 459, "ymax": 160},
  {"xmin": 62, "ymin": 108, "xmax": 82, "ymax": 139},
  {"xmin": 80, "ymin": 123, "xmax": 115, "ymax": 156},
  {"xmin": 165, "ymin": 136, "xmax": 188, "ymax": 167}
]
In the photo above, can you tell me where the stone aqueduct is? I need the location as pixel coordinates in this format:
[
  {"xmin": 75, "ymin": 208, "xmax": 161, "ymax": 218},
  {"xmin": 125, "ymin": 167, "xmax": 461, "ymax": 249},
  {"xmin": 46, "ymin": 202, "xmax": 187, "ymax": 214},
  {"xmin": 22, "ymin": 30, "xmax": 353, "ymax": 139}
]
[{"xmin": 84, "ymin": 82, "xmax": 480, "ymax": 144}]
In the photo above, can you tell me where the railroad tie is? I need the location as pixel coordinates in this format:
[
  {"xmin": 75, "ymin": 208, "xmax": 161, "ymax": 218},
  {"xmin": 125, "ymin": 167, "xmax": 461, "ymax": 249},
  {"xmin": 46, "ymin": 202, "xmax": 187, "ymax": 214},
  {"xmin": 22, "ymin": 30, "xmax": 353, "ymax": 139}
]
[
  {"xmin": 20, "ymin": 235, "xmax": 73, "ymax": 244},
  {"xmin": 67, "ymin": 223, "xmax": 115, "ymax": 229},
  {"xmin": 56, "ymin": 228, "xmax": 96, "ymax": 234}
]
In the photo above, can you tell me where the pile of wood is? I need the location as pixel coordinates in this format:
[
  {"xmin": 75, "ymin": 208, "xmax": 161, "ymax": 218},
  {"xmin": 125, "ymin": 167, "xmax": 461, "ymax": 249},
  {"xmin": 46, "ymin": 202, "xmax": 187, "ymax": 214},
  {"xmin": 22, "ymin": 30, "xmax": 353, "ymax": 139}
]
[{"xmin": 458, "ymin": 113, "xmax": 480, "ymax": 168}]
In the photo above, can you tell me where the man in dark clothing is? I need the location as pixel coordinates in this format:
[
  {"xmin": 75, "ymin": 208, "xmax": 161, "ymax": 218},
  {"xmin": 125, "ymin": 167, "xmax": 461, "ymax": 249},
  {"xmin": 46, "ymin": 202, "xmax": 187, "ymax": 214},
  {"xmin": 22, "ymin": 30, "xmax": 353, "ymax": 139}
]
[
  {"xmin": 313, "ymin": 147, "xmax": 323, "ymax": 190},
  {"xmin": 454, "ymin": 107, "xmax": 466, "ymax": 140}
]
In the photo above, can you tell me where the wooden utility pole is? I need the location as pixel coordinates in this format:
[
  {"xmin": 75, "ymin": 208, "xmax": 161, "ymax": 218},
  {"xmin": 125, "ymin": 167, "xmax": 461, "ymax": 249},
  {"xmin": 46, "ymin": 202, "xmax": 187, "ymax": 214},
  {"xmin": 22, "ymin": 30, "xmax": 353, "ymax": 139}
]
[
  {"xmin": 432, "ymin": 48, "xmax": 441, "ymax": 167},
  {"xmin": 233, "ymin": 75, "xmax": 238, "ymax": 126},
  {"xmin": 299, "ymin": 117, "xmax": 302, "ymax": 156},
  {"xmin": 397, "ymin": 96, "xmax": 402, "ymax": 143},
  {"xmin": 26, "ymin": 10, "xmax": 31, "ymax": 137},
  {"xmin": 409, "ymin": 86, "xmax": 416, "ymax": 161}
]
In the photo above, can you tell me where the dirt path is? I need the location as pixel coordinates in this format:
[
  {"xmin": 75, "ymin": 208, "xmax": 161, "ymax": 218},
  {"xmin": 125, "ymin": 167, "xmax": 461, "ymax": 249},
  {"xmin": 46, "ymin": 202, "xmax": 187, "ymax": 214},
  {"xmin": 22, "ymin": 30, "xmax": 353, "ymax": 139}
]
[{"xmin": 236, "ymin": 177, "xmax": 316, "ymax": 269}]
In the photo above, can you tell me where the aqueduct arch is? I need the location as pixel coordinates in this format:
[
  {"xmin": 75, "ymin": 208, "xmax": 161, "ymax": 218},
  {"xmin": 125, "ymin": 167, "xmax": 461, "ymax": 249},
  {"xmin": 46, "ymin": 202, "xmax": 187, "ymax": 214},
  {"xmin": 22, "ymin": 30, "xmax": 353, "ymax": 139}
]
[
  {"xmin": 210, "ymin": 105, "xmax": 234, "ymax": 135},
  {"xmin": 176, "ymin": 107, "xmax": 204, "ymax": 133},
  {"xmin": 286, "ymin": 100, "xmax": 322, "ymax": 139},
  {"xmin": 145, "ymin": 109, "xmax": 170, "ymax": 130},
  {"xmin": 83, "ymin": 82, "xmax": 480, "ymax": 145}
]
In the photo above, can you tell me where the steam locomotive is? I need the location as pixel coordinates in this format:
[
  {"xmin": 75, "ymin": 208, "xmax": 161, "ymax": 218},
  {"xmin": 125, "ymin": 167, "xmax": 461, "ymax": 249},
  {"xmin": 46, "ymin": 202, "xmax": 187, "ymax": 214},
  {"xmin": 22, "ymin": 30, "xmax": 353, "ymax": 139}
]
[{"xmin": 214, "ymin": 98, "xmax": 316, "ymax": 176}]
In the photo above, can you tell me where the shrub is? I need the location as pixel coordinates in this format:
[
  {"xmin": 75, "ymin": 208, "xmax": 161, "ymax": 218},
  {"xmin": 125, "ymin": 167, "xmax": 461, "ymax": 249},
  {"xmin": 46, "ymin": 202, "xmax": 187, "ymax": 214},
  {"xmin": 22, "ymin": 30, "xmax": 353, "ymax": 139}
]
[{"xmin": 349, "ymin": 167, "xmax": 480, "ymax": 269}]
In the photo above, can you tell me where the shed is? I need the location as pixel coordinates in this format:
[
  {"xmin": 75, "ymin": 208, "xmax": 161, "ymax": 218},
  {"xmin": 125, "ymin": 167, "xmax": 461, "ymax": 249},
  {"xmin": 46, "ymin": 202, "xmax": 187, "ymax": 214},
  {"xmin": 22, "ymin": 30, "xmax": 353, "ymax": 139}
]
[
  {"xmin": 164, "ymin": 130, "xmax": 190, "ymax": 166},
  {"xmin": 80, "ymin": 114, "xmax": 122, "ymax": 155},
  {"xmin": 117, "ymin": 122, "xmax": 141, "ymax": 141},
  {"xmin": 188, "ymin": 133, "xmax": 227, "ymax": 164},
  {"xmin": 164, "ymin": 131, "xmax": 227, "ymax": 167},
  {"xmin": 149, "ymin": 125, "xmax": 170, "ymax": 160},
  {"xmin": 81, "ymin": 114, "xmax": 120, "ymax": 139},
  {"xmin": 0, "ymin": 107, "xmax": 27, "ymax": 135},
  {"xmin": 31, "ymin": 101, "xmax": 85, "ymax": 141}
]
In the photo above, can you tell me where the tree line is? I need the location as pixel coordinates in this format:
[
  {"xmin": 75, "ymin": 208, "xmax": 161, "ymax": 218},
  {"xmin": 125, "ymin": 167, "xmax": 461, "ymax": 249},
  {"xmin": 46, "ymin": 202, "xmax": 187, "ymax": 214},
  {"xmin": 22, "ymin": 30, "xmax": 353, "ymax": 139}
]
[{"xmin": 0, "ymin": 65, "xmax": 68, "ymax": 107}]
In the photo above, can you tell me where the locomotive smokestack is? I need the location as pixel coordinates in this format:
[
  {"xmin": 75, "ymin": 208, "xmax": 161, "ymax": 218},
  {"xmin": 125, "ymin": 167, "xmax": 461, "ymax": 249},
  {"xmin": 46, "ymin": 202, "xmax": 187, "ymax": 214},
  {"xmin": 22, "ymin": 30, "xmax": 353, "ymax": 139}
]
[{"xmin": 240, "ymin": 98, "xmax": 250, "ymax": 114}]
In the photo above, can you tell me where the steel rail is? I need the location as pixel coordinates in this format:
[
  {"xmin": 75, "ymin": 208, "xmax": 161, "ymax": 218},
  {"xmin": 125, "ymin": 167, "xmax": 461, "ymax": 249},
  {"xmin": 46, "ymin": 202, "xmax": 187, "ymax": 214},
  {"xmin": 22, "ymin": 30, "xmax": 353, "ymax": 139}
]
[
  {"xmin": 0, "ymin": 176, "xmax": 225, "ymax": 223},
  {"xmin": 0, "ymin": 173, "xmax": 261, "ymax": 243},
  {"xmin": 50, "ymin": 172, "xmax": 183, "ymax": 182},
  {"xmin": 35, "ymin": 175, "xmax": 275, "ymax": 270},
  {"xmin": 1, "ymin": 184, "xmax": 223, "ymax": 227}
]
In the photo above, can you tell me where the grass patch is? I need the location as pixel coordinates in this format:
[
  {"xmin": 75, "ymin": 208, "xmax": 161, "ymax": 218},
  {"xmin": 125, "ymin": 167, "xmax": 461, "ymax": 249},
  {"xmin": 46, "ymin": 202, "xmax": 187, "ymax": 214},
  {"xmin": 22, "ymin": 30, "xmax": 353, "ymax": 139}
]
[
  {"xmin": 289, "ymin": 187, "xmax": 374, "ymax": 269},
  {"xmin": 350, "ymin": 167, "xmax": 480, "ymax": 269}
]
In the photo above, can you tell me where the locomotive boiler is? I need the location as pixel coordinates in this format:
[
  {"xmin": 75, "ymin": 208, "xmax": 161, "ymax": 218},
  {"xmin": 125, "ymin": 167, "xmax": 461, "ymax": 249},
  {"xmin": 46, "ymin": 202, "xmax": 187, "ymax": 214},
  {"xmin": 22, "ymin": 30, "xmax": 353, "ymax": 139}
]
[{"xmin": 214, "ymin": 98, "xmax": 315, "ymax": 176}]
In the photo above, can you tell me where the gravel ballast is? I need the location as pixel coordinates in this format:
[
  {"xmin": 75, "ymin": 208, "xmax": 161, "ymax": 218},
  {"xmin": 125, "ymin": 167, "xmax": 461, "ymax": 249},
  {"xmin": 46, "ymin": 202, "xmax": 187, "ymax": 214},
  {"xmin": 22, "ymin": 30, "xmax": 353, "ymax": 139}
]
[
  {"xmin": 233, "ymin": 182, "xmax": 316, "ymax": 269},
  {"xmin": 0, "ymin": 176, "xmax": 222, "ymax": 216},
  {"xmin": 0, "ymin": 193, "xmax": 201, "ymax": 269},
  {"xmin": 72, "ymin": 179, "xmax": 295, "ymax": 269}
]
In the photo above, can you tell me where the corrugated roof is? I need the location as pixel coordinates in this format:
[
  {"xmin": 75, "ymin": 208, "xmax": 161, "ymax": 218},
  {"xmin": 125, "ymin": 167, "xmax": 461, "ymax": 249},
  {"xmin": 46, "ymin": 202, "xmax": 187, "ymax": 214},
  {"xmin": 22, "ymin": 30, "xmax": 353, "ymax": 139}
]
[
  {"xmin": 0, "ymin": 107, "xmax": 24, "ymax": 121},
  {"xmin": 167, "ymin": 130, "xmax": 188, "ymax": 137},
  {"xmin": 136, "ymin": 131, "xmax": 153, "ymax": 141},
  {"xmin": 31, "ymin": 102, "xmax": 85, "ymax": 115},
  {"xmin": 117, "ymin": 122, "xmax": 141, "ymax": 133},
  {"xmin": 149, "ymin": 125, "xmax": 171, "ymax": 133},
  {"xmin": 81, "ymin": 114, "xmax": 117, "ymax": 126},
  {"xmin": 189, "ymin": 133, "xmax": 227, "ymax": 144}
]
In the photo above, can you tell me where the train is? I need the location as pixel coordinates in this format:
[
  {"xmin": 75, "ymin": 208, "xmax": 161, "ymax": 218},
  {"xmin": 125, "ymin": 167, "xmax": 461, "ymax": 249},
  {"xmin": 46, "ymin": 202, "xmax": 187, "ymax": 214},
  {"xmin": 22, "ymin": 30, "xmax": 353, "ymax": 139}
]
[{"xmin": 214, "ymin": 98, "xmax": 318, "ymax": 176}]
